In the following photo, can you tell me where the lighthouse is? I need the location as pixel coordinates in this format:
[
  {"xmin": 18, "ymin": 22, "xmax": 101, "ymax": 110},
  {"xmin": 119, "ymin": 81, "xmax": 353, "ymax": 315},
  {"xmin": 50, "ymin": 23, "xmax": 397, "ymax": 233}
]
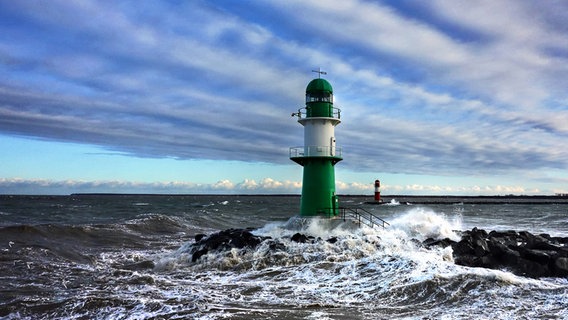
[{"xmin": 290, "ymin": 71, "xmax": 342, "ymax": 217}]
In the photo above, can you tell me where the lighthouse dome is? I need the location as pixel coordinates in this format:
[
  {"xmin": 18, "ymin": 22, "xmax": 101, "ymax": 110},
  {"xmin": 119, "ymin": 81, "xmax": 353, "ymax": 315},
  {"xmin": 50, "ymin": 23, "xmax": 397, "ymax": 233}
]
[
  {"xmin": 305, "ymin": 78, "xmax": 334, "ymax": 105},
  {"xmin": 306, "ymin": 78, "xmax": 333, "ymax": 94}
]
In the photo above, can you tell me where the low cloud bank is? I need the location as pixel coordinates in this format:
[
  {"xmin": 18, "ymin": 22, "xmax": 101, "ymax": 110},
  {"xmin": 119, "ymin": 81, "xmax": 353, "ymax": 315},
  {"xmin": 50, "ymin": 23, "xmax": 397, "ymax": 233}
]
[{"xmin": 0, "ymin": 178, "xmax": 543, "ymax": 196}]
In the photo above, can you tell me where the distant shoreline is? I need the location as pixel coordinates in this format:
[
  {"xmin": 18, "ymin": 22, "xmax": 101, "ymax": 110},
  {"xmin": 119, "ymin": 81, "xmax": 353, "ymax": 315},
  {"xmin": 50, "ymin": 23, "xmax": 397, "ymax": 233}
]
[
  {"xmin": 2, "ymin": 193, "xmax": 567, "ymax": 198},
  {"xmin": 367, "ymin": 195, "xmax": 568, "ymax": 205}
]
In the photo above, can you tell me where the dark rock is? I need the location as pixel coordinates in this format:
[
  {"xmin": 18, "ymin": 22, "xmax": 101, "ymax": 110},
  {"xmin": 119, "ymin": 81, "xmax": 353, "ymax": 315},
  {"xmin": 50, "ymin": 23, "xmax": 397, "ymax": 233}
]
[
  {"xmin": 532, "ymin": 239, "xmax": 563, "ymax": 252},
  {"xmin": 470, "ymin": 227, "xmax": 488, "ymax": 239},
  {"xmin": 554, "ymin": 237, "xmax": 568, "ymax": 245},
  {"xmin": 473, "ymin": 238, "xmax": 490, "ymax": 257},
  {"xmin": 519, "ymin": 248, "xmax": 554, "ymax": 264},
  {"xmin": 488, "ymin": 237, "xmax": 520, "ymax": 261},
  {"xmin": 539, "ymin": 233, "xmax": 552, "ymax": 241},
  {"xmin": 517, "ymin": 257, "xmax": 550, "ymax": 278},
  {"xmin": 449, "ymin": 227, "xmax": 568, "ymax": 278},
  {"xmin": 423, "ymin": 237, "xmax": 455, "ymax": 248},
  {"xmin": 189, "ymin": 228, "xmax": 269, "ymax": 262},
  {"xmin": 454, "ymin": 254, "xmax": 477, "ymax": 267},
  {"xmin": 553, "ymin": 257, "xmax": 568, "ymax": 277},
  {"xmin": 327, "ymin": 237, "xmax": 338, "ymax": 244},
  {"xmin": 452, "ymin": 239, "xmax": 475, "ymax": 255},
  {"xmin": 524, "ymin": 232, "xmax": 552, "ymax": 249},
  {"xmin": 479, "ymin": 255, "xmax": 499, "ymax": 269},
  {"xmin": 194, "ymin": 234, "xmax": 206, "ymax": 242},
  {"xmin": 291, "ymin": 233, "xmax": 309, "ymax": 243},
  {"xmin": 268, "ymin": 240, "xmax": 286, "ymax": 251},
  {"xmin": 422, "ymin": 237, "xmax": 436, "ymax": 246},
  {"xmin": 518, "ymin": 230, "xmax": 534, "ymax": 242},
  {"xmin": 191, "ymin": 248, "xmax": 208, "ymax": 262},
  {"xmin": 489, "ymin": 230, "xmax": 518, "ymax": 239}
]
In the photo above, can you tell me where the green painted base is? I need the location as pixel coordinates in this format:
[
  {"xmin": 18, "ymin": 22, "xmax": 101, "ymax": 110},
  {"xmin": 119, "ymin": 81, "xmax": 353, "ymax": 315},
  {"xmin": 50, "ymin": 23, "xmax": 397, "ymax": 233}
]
[{"xmin": 299, "ymin": 158, "xmax": 339, "ymax": 217}]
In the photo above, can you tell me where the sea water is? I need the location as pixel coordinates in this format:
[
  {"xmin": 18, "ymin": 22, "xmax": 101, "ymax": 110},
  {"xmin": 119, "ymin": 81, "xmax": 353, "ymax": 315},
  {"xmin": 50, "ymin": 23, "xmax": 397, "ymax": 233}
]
[{"xmin": 0, "ymin": 195, "xmax": 567, "ymax": 319}]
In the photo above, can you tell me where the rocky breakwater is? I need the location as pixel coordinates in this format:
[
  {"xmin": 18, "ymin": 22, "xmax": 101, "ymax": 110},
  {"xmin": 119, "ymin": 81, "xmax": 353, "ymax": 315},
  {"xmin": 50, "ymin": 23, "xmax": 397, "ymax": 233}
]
[
  {"xmin": 188, "ymin": 227, "xmax": 568, "ymax": 278},
  {"xmin": 425, "ymin": 228, "xmax": 568, "ymax": 278},
  {"xmin": 188, "ymin": 228, "xmax": 337, "ymax": 263}
]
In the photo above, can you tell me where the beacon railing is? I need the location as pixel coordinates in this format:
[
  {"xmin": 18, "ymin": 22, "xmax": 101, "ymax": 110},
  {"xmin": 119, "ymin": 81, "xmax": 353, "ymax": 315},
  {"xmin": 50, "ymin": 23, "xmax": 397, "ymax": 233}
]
[
  {"xmin": 289, "ymin": 146, "xmax": 342, "ymax": 158},
  {"xmin": 293, "ymin": 107, "xmax": 341, "ymax": 119},
  {"xmin": 339, "ymin": 207, "xmax": 390, "ymax": 230}
]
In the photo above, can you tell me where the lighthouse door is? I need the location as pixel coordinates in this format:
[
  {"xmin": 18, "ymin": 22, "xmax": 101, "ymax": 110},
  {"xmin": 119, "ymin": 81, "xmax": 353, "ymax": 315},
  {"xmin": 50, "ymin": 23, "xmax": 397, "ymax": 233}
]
[{"xmin": 330, "ymin": 137, "xmax": 336, "ymax": 156}]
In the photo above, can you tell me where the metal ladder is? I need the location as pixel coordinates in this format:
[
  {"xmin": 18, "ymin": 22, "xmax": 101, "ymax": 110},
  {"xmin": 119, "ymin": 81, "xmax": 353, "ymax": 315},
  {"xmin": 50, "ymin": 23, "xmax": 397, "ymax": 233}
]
[{"xmin": 338, "ymin": 207, "xmax": 390, "ymax": 230}]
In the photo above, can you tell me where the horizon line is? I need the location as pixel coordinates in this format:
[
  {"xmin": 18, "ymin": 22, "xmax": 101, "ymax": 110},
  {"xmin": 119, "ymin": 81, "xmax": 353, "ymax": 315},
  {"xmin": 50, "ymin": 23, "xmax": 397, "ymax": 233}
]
[{"xmin": 0, "ymin": 193, "xmax": 566, "ymax": 198}]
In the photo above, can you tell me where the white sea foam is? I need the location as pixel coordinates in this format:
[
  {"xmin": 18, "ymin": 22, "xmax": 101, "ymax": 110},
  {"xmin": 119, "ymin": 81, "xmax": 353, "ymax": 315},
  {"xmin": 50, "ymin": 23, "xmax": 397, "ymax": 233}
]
[
  {"xmin": 157, "ymin": 208, "xmax": 462, "ymax": 274},
  {"xmin": 385, "ymin": 198, "xmax": 400, "ymax": 206},
  {"xmin": 90, "ymin": 206, "xmax": 568, "ymax": 319},
  {"xmin": 389, "ymin": 207, "xmax": 462, "ymax": 241}
]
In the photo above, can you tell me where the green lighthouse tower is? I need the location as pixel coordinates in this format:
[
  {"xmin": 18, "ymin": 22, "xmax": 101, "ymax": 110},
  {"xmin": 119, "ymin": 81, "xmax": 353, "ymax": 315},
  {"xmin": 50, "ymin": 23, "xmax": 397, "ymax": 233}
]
[{"xmin": 290, "ymin": 72, "xmax": 342, "ymax": 217}]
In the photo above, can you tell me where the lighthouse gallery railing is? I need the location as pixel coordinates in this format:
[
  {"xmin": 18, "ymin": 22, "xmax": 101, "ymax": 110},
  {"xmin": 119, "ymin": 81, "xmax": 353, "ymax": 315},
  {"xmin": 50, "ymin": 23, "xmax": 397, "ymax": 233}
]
[
  {"xmin": 293, "ymin": 107, "xmax": 341, "ymax": 119},
  {"xmin": 289, "ymin": 146, "xmax": 342, "ymax": 158}
]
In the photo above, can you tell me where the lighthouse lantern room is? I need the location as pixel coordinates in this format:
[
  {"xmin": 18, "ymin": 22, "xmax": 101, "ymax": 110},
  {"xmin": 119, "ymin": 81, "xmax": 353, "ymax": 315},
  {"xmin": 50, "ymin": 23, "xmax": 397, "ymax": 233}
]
[{"xmin": 290, "ymin": 71, "xmax": 342, "ymax": 217}]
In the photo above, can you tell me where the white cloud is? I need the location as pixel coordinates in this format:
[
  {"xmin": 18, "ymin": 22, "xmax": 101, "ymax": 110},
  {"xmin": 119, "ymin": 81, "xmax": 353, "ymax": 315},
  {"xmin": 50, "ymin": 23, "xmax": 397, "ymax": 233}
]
[
  {"xmin": 212, "ymin": 180, "xmax": 235, "ymax": 190},
  {"xmin": 0, "ymin": 177, "xmax": 546, "ymax": 196}
]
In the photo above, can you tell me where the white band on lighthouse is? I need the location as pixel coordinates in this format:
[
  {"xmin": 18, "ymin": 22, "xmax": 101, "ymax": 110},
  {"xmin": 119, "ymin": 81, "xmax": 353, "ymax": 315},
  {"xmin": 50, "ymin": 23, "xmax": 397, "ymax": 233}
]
[{"xmin": 300, "ymin": 118, "xmax": 340, "ymax": 157}]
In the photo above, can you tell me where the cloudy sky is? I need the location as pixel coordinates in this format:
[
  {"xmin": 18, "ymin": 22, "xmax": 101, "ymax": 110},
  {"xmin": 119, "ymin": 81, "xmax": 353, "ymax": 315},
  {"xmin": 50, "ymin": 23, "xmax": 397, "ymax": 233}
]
[{"xmin": 1, "ymin": 0, "xmax": 567, "ymax": 195}]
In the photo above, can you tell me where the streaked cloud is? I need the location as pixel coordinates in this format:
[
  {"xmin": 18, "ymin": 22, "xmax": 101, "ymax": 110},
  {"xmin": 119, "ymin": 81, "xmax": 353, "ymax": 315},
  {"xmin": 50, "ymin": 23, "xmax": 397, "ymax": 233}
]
[{"xmin": 0, "ymin": 1, "xmax": 567, "ymax": 194}]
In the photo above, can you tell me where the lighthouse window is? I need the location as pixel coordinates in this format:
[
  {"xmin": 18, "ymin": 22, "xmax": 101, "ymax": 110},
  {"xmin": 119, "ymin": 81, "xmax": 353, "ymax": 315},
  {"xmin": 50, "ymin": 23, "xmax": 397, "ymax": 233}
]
[{"xmin": 306, "ymin": 92, "xmax": 333, "ymax": 103}]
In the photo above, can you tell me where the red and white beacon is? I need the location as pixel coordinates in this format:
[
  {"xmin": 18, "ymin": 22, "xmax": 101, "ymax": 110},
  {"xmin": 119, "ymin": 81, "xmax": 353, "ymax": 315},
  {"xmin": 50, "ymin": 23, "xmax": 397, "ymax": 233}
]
[{"xmin": 374, "ymin": 179, "xmax": 381, "ymax": 202}]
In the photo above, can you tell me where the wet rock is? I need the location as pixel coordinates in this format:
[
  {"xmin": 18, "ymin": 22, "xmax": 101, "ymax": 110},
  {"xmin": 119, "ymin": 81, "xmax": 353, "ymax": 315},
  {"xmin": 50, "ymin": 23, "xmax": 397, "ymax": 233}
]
[
  {"xmin": 189, "ymin": 228, "xmax": 270, "ymax": 262},
  {"xmin": 517, "ymin": 257, "xmax": 550, "ymax": 278},
  {"xmin": 488, "ymin": 230, "xmax": 518, "ymax": 238},
  {"xmin": 539, "ymin": 233, "xmax": 553, "ymax": 241},
  {"xmin": 453, "ymin": 254, "xmax": 477, "ymax": 267},
  {"xmin": 554, "ymin": 257, "xmax": 568, "ymax": 276},
  {"xmin": 291, "ymin": 233, "xmax": 314, "ymax": 243},
  {"xmin": 191, "ymin": 248, "xmax": 208, "ymax": 262},
  {"xmin": 450, "ymin": 227, "xmax": 568, "ymax": 278},
  {"xmin": 327, "ymin": 237, "xmax": 338, "ymax": 244},
  {"xmin": 488, "ymin": 237, "xmax": 520, "ymax": 261},
  {"xmin": 452, "ymin": 238, "xmax": 474, "ymax": 255},
  {"xmin": 470, "ymin": 227, "xmax": 489, "ymax": 239},
  {"xmin": 519, "ymin": 248, "xmax": 554, "ymax": 264},
  {"xmin": 268, "ymin": 240, "xmax": 286, "ymax": 252},
  {"xmin": 473, "ymin": 238, "xmax": 490, "ymax": 257},
  {"xmin": 423, "ymin": 237, "xmax": 455, "ymax": 248}
]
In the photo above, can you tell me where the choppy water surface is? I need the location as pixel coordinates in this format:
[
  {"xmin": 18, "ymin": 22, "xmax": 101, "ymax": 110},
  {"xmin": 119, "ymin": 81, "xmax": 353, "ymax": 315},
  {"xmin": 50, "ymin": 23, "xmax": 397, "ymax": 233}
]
[{"xmin": 1, "ymin": 195, "xmax": 567, "ymax": 319}]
